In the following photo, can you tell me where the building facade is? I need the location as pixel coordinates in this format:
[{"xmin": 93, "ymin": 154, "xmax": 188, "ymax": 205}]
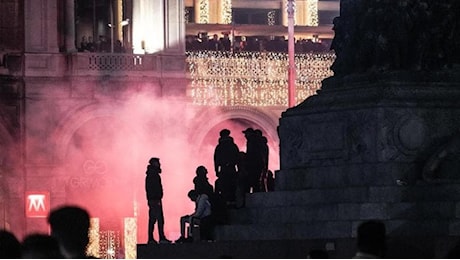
[{"xmin": 0, "ymin": 0, "xmax": 337, "ymax": 257}]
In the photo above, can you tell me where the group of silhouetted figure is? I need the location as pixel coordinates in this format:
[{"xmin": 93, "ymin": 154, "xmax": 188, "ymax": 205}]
[
  {"xmin": 145, "ymin": 128, "xmax": 275, "ymax": 244},
  {"xmin": 214, "ymin": 128, "xmax": 274, "ymax": 208},
  {"xmin": 186, "ymin": 33, "xmax": 332, "ymax": 53},
  {"xmin": 0, "ymin": 205, "xmax": 97, "ymax": 258}
]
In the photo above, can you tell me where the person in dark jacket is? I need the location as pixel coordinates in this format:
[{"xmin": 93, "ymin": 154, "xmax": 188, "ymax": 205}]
[
  {"xmin": 145, "ymin": 157, "xmax": 171, "ymax": 244},
  {"xmin": 213, "ymin": 129, "xmax": 239, "ymax": 205},
  {"xmin": 193, "ymin": 165, "xmax": 213, "ymax": 197}
]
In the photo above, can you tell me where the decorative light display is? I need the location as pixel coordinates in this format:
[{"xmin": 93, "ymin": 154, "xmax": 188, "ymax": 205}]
[
  {"xmin": 184, "ymin": 8, "xmax": 190, "ymax": 24},
  {"xmin": 221, "ymin": 0, "xmax": 232, "ymax": 24},
  {"xmin": 198, "ymin": 0, "xmax": 209, "ymax": 24},
  {"xmin": 267, "ymin": 10, "xmax": 276, "ymax": 26},
  {"xmin": 100, "ymin": 230, "xmax": 121, "ymax": 259},
  {"xmin": 186, "ymin": 51, "xmax": 335, "ymax": 106},
  {"xmin": 87, "ymin": 218, "xmax": 100, "ymax": 258},
  {"xmin": 124, "ymin": 218, "xmax": 137, "ymax": 259},
  {"xmin": 307, "ymin": 0, "xmax": 319, "ymax": 26}
]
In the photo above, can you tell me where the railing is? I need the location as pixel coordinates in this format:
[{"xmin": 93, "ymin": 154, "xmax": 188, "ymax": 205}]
[
  {"xmin": 72, "ymin": 53, "xmax": 158, "ymax": 73},
  {"xmin": 186, "ymin": 51, "xmax": 336, "ymax": 107},
  {"xmin": 2, "ymin": 51, "xmax": 335, "ymax": 107},
  {"xmin": 87, "ymin": 54, "xmax": 145, "ymax": 71}
]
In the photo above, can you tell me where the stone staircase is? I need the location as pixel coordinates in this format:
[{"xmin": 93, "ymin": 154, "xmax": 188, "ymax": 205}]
[
  {"xmin": 138, "ymin": 71, "xmax": 460, "ymax": 258},
  {"xmin": 214, "ymin": 167, "xmax": 460, "ymax": 242}
]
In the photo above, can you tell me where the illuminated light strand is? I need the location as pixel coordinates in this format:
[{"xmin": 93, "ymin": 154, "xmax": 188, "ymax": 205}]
[
  {"xmin": 307, "ymin": 0, "xmax": 319, "ymax": 26},
  {"xmin": 221, "ymin": 0, "xmax": 232, "ymax": 24},
  {"xmin": 267, "ymin": 10, "xmax": 276, "ymax": 26},
  {"xmin": 184, "ymin": 8, "xmax": 190, "ymax": 24},
  {"xmin": 87, "ymin": 218, "xmax": 100, "ymax": 258},
  {"xmin": 124, "ymin": 217, "xmax": 137, "ymax": 259},
  {"xmin": 198, "ymin": 0, "xmax": 209, "ymax": 24},
  {"xmin": 186, "ymin": 51, "xmax": 335, "ymax": 106}
]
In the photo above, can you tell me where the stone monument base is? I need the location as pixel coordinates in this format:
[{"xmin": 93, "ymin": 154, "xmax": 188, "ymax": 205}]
[{"xmin": 212, "ymin": 70, "xmax": 460, "ymax": 257}]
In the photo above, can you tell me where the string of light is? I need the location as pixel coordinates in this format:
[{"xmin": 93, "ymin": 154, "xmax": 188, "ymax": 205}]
[
  {"xmin": 307, "ymin": 0, "xmax": 319, "ymax": 26},
  {"xmin": 186, "ymin": 51, "xmax": 335, "ymax": 106},
  {"xmin": 221, "ymin": 0, "xmax": 232, "ymax": 24},
  {"xmin": 267, "ymin": 10, "xmax": 276, "ymax": 26},
  {"xmin": 198, "ymin": 0, "xmax": 209, "ymax": 23}
]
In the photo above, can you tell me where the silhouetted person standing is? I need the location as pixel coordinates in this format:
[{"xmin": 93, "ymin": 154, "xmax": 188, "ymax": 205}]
[
  {"xmin": 254, "ymin": 129, "xmax": 269, "ymax": 191},
  {"xmin": 353, "ymin": 220, "xmax": 386, "ymax": 258},
  {"xmin": 243, "ymin": 128, "xmax": 264, "ymax": 193},
  {"xmin": 266, "ymin": 170, "xmax": 275, "ymax": 192},
  {"xmin": 145, "ymin": 157, "xmax": 171, "ymax": 244},
  {"xmin": 47, "ymin": 205, "xmax": 94, "ymax": 258},
  {"xmin": 235, "ymin": 151, "xmax": 249, "ymax": 208},
  {"xmin": 214, "ymin": 129, "xmax": 239, "ymax": 206}
]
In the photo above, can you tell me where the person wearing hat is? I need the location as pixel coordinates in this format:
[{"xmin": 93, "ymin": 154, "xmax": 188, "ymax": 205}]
[{"xmin": 145, "ymin": 157, "xmax": 171, "ymax": 244}]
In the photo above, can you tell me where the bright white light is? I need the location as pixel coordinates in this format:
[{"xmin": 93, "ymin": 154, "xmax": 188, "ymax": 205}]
[{"xmin": 120, "ymin": 19, "xmax": 130, "ymax": 27}]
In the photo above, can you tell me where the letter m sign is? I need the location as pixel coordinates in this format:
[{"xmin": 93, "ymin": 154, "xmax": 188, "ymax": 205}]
[{"xmin": 25, "ymin": 191, "xmax": 50, "ymax": 218}]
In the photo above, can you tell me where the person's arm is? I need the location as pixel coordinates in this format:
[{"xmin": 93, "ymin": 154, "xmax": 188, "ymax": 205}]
[{"xmin": 191, "ymin": 195, "xmax": 206, "ymax": 218}]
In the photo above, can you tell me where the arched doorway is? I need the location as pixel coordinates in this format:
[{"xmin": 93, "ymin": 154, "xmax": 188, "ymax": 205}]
[{"xmin": 188, "ymin": 106, "xmax": 281, "ymax": 186}]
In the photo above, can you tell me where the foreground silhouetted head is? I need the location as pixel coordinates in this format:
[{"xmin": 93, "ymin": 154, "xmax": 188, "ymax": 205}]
[
  {"xmin": 356, "ymin": 220, "xmax": 386, "ymax": 258},
  {"xmin": 47, "ymin": 205, "xmax": 91, "ymax": 258},
  {"xmin": 0, "ymin": 229, "xmax": 21, "ymax": 258},
  {"xmin": 21, "ymin": 233, "xmax": 63, "ymax": 259}
]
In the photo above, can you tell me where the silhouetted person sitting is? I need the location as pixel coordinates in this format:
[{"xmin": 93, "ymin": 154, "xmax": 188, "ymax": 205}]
[
  {"xmin": 353, "ymin": 220, "xmax": 386, "ymax": 258},
  {"xmin": 175, "ymin": 189, "xmax": 212, "ymax": 243},
  {"xmin": 21, "ymin": 233, "xmax": 63, "ymax": 259},
  {"xmin": 47, "ymin": 205, "xmax": 95, "ymax": 258},
  {"xmin": 0, "ymin": 229, "xmax": 21, "ymax": 258}
]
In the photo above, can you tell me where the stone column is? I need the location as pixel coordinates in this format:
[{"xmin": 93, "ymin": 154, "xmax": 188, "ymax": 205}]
[
  {"xmin": 65, "ymin": 0, "xmax": 76, "ymax": 52},
  {"xmin": 164, "ymin": 0, "xmax": 185, "ymax": 53},
  {"xmin": 24, "ymin": 0, "xmax": 59, "ymax": 52},
  {"xmin": 132, "ymin": 0, "xmax": 164, "ymax": 54}
]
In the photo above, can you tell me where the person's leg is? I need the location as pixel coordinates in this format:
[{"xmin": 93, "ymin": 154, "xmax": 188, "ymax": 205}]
[
  {"xmin": 148, "ymin": 206, "xmax": 157, "ymax": 242},
  {"xmin": 180, "ymin": 216, "xmax": 188, "ymax": 238},
  {"xmin": 157, "ymin": 203, "xmax": 170, "ymax": 242}
]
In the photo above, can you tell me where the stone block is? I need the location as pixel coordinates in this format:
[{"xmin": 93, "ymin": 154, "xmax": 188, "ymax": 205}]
[{"xmin": 359, "ymin": 203, "xmax": 388, "ymax": 219}]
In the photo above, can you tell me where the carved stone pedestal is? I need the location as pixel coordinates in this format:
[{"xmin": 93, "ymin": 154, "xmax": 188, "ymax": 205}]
[
  {"xmin": 279, "ymin": 70, "xmax": 460, "ymax": 189},
  {"xmin": 271, "ymin": 70, "xmax": 460, "ymax": 256}
]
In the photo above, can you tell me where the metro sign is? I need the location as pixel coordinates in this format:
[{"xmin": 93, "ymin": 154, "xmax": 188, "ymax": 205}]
[{"xmin": 25, "ymin": 191, "xmax": 50, "ymax": 218}]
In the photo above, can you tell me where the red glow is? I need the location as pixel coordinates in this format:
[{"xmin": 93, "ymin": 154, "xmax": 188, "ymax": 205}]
[{"xmin": 32, "ymin": 93, "xmax": 280, "ymax": 243}]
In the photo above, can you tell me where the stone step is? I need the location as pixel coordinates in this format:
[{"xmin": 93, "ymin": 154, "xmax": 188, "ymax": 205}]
[
  {"xmin": 276, "ymin": 165, "xmax": 460, "ymax": 191},
  {"xmin": 137, "ymin": 235, "xmax": 455, "ymax": 259},
  {"xmin": 227, "ymin": 201, "xmax": 459, "ymax": 225},
  {"xmin": 242, "ymin": 183, "xmax": 460, "ymax": 209},
  {"xmin": 137, "ymin": 238, "xmax": 357, "ymax": 258},
  {"xmin": 214, "ymin": 219, "xmax": 460, "ymax": 242}
]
